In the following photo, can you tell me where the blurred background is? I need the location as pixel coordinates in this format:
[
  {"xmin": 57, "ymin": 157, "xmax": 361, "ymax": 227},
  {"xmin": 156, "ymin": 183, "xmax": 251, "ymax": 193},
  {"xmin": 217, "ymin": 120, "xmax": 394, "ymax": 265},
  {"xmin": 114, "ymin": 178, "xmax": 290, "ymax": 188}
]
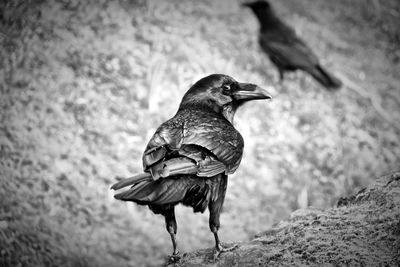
[{"xmin": 0, "ymin": 0, "xmax": 399, "ymax": 266}]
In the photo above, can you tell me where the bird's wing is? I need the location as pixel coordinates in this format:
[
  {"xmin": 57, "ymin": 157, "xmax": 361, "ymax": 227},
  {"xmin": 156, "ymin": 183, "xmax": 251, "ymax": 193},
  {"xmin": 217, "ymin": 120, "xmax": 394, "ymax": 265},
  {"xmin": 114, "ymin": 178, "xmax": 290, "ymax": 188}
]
[
  {"xmin": 260, "ymin": 33, "xmax": 319, "ymax": 68},
  {"xmin": 143, "ymin": 124, "xmax": 183, "ymax": 168},
  {"xmin": 142, "ymin": 113, "xmax": 243, "ymax": 178},
  {"xmin": 182, "ymin": 118, "xmax": 243, "ymax": 174}
]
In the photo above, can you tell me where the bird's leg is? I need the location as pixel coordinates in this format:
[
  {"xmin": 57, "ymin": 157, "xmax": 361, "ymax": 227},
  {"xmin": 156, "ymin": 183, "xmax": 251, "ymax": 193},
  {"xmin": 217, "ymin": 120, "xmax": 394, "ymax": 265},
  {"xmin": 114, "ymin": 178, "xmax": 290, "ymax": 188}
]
[
  {"xmin": 164, "ymin": 208, "xmax": 180, "ymax": 264},
  {"xmin": 211, "ymin": 226, "xmax": 238, "ymax": 257},
  {"xmin": 208, "ymin": 175, "xmax": 238, "ymax": 261}
]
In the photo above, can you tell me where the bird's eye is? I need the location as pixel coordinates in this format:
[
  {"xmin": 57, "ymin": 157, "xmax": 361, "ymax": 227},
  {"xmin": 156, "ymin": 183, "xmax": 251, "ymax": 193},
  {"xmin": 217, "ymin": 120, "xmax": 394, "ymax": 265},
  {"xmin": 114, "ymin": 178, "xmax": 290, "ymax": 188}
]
[{"xmin": 222, "ymin": 84, "xmax": 231, "ymax": 93}]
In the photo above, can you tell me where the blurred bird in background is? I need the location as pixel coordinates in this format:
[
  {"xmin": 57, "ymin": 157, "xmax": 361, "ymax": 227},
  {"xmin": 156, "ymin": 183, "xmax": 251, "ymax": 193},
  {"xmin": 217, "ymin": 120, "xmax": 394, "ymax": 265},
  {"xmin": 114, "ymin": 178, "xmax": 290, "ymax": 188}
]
[
  {"xmin": 243, "ymin": 0, "xmax": 342, "ymax": 90},
  {"xmin": 111, "ymin": 74, "xmax": 271, "ymax": 263}
]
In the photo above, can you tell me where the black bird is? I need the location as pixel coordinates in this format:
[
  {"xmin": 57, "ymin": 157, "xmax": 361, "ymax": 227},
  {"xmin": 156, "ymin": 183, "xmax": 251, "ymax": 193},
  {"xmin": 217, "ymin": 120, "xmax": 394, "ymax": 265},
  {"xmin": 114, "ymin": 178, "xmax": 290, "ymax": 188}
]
[
  {"xmin": 111, "ymin": 74, "xmax": 271, "ymax": 263},
  {"xmin": 243, "ymin": 0, "xmax": 342, "ymax": 90}
]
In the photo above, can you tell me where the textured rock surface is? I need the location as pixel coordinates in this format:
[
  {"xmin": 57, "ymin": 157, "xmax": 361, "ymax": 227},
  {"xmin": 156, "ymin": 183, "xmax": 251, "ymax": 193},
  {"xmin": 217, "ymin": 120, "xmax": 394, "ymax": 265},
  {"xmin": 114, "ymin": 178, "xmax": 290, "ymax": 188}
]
[{"xmin": 174, "ymin": 172, "xmax": 400, "ymax": 266}]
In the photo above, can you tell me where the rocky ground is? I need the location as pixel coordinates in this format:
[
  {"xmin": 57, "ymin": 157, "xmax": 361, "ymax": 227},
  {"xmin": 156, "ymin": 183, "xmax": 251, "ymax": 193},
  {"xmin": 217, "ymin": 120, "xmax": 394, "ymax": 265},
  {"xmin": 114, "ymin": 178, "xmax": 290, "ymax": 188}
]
[
  {"xmin": 174, "ymin": 172, "xmax": 400, "ymax": 266},
  {"xmin": 0, "ymin": 0, "xmax": 399, "ymax": 266}
]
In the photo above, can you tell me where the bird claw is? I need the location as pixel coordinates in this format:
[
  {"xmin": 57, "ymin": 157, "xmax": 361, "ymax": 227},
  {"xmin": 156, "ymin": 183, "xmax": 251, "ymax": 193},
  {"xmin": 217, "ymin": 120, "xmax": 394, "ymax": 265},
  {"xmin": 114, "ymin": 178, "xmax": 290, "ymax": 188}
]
[
  {"xmin": 164, "ymin": 251, "xmax": 181, "ymax": 265},
  {"xmin": 213, "ymin": 243, "xmax": 238, "ymax": 261}
]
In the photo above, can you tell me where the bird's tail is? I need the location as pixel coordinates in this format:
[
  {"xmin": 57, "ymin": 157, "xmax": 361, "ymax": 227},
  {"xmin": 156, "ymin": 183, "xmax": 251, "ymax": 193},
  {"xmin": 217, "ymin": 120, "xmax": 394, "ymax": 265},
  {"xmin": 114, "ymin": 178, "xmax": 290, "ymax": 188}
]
[
  {"xmin": 110, "ymin": 173, "xmax": 153, "ymax": 190},
  {"xmin": 110, "ymin": 157, "xmax": 210, "ymax": 212},
  {"xmin": 309, "ymin": 65, "xmax": 342, "ymax": 90},
  {"xmin": 112, "ymin": 175, "xmax": 210, "ymax": 213},
  {"xmin": 110, "ymin": 157, "xmax": 198, "ymax": 191}
]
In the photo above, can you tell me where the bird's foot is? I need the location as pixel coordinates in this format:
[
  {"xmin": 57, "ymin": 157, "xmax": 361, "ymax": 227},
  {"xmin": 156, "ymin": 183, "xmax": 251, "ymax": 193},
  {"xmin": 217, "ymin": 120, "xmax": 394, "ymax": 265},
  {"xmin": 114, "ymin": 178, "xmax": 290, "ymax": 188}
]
[
  {"xmin": 213, "ymin": 243, "xmax": 238, "ymax": 261},
  {"xmin": 164, "ymin": 251, "xmax": 181, "ymax": 266}
]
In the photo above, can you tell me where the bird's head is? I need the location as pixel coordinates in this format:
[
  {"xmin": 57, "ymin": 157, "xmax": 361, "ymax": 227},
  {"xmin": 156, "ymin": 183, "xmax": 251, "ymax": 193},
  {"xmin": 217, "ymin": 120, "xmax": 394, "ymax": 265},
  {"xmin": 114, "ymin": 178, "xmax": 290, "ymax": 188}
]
[
  {"xmin": 179, "ymin": 74, "xmax": 271, "ymax": 123},
  {"xmin": 242, "ymin": 0, "xmax": 271, "ymax": 12},
  {"xmin": 242, "ymin": 0, "xmax": 274, "ymax": 22}
]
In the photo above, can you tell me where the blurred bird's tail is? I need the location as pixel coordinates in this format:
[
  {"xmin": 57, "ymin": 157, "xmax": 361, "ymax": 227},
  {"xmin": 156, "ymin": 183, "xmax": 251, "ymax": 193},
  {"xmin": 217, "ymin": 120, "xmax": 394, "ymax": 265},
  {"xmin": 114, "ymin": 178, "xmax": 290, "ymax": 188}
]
[{"xmin": 309, "ymin": 65, "xmax": 342, "ymax": 90}]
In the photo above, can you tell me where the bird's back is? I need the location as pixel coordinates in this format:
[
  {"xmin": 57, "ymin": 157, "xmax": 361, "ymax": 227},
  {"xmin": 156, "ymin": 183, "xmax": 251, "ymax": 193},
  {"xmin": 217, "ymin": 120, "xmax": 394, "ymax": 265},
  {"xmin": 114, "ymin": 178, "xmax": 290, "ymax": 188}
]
[
  {"xmin": 253, "ymin": 6, "xmax": 319, "ymax": 70},
  {"xmin": 144, "ymin": 108, "xmax": 244, "ymax": 174},
  {"xmin": 260, "ymin": 19, "xmax": 319, "ymax": 67}
]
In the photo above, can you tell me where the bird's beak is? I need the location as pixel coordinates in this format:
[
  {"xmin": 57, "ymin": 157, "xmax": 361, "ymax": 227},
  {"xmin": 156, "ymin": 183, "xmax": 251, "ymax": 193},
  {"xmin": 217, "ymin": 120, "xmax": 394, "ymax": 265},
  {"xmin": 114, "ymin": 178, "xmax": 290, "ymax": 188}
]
[{"xmin": 233, "ymin": 83, "xmax": 272, "ymax": 101}]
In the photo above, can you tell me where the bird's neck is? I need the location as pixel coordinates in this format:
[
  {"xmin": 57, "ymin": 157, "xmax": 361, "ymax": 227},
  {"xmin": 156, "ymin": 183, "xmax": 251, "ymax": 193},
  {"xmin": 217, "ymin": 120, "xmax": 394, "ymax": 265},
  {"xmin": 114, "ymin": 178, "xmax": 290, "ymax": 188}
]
[
  {"xmin": 178, "ymin": 102, "xmax": 237, "ymax": 124},
  {"xmin": 254, "ymin": 10, "xmax": 280, "ymax": 30},
  {"xmin": 222, "ymin": 105, "xmax": 237, "ymax": 124}
]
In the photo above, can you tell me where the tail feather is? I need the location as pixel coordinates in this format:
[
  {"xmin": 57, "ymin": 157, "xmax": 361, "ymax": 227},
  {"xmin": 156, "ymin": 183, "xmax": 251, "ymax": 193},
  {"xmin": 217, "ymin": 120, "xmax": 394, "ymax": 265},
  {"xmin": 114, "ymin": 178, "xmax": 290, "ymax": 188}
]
[
  {"xmin": 114, "ymin": 176, "xmax": 211, "ymax": 213},
  {"xmin": 182, "ymin": 183, "xmax": 210, "ymax": 212},
  {"xmin": 110, "ymin": 173, "xmax": 152, "ymax": 190},
  {"xmin": 114, "ymin": 177, "xmax": 195, "ymax": 203},
  {"xmin": 308, "ymin": 65, "xmax": 342, "ymax": 90},
  {"xmin": 111, "ymin": 158, "xmax": 197, "ymax": 190}
]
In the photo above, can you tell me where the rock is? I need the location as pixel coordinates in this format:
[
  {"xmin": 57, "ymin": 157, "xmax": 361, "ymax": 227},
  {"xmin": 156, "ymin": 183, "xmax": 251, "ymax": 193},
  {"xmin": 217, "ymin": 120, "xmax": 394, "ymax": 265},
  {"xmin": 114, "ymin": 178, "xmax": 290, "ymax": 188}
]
[{"xmin": 173, "ymin": 172, "xmax": 400, "ymax": 266}]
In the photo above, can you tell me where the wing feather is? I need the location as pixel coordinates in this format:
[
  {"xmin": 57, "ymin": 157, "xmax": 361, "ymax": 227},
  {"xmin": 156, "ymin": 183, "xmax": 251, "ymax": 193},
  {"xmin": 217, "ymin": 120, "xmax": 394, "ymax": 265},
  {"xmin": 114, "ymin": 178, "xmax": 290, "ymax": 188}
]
[{"xmin": 142, "ymin": 111, "xmax": 244, "ymax": 179}]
